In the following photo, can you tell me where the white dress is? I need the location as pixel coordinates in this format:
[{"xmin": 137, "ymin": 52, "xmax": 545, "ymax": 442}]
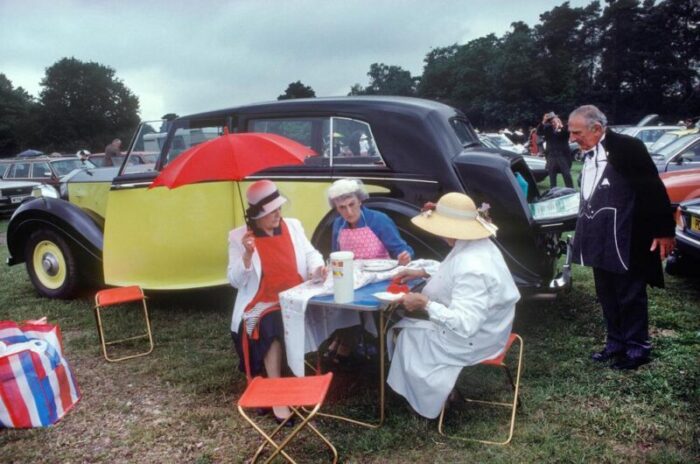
[{"xmin": 386, "ymin": 238, "xmax": 520, "ymax": 418}]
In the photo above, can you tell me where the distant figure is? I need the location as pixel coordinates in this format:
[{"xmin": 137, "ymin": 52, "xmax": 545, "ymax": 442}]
[
  {"xmin": 76, "ymin": 149, "xmax": 91, "ymax": 163},
  {"xmin": 538, "ymin": 112, "xmax": 573, "ymax": 189},
  {"xmin": 104, "ymin": 138, "xmax": 122, "ymax": 167}
]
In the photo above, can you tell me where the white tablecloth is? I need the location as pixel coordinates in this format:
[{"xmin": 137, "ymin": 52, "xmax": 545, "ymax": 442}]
[{"xmin": 279, "ymin": 259, "xmax": 436, "ymax": 377}]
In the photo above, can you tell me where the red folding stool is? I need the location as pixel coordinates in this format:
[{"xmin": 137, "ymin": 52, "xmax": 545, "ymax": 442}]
[
  {"xmin": 237, "ymin": 373, "xmax": 337, "ymax": 463},
  {"xmin": 438, "ymin": 333, "xmax": 524, "ymax": 445},
  {"xmin": 94, "ymin": 286, "xmax": 154, "ymax": 362}
]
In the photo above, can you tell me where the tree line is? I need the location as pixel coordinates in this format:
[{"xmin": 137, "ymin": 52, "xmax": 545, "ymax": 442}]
[{"xmin": 1, "ymin": 0, "xmax": 698, "ymax": 157}]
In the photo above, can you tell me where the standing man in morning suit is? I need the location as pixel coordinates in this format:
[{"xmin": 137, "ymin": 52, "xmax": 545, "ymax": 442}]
[
  {"xmin": 568, "ymin": 105, "xmax": 676, "ymax": 370},
  {"xmin": 538, "ymin": 111, "xmax": 574, "ymax": 189}
]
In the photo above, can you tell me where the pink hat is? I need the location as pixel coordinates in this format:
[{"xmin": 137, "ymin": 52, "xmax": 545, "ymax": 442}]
[{"xmin": 246, "ymin": 180, "xmax": 287, "ymax": 219}]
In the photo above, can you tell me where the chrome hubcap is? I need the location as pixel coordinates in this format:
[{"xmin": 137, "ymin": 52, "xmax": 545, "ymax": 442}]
[{"xmin": 41, "ymin": 253, "xmax": 59, "ymax": 276}]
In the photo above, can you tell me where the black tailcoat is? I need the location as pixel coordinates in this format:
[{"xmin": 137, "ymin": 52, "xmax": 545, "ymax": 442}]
[{"xmin": 591, "ymin": 130, "xmax": 675, "ymax": 287}]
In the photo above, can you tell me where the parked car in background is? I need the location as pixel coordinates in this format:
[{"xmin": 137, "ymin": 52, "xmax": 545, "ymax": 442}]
[
  {"xmin": 88, "ymin": 152, "xmax": 157, "ymax": 173},
  {"xmin": 479, "ymin": 135, "xmax": 547, "ymax": 181},
  {"xmin": 651, "ymin": 132, "xmax": 700, "ymax": 172},
  {"xmin": 621, "ymin": 125, "xmax": 683, "ymax": 150},
  {"xmin": 649, "ymin": 128, "xmax": 698, "ymax": 153},
  {"xmin": 0, "ymin": 179, "xmax": 39, "ymax": 216},
  {"xmin": 482, "ymin": 133, "xmax": 527, "ymax": 155},
  {"xmin": 660, "ymin": 168, "xmax": 700, "ymax": 206},
  {"xmin": 665, "ymin": 197, "xmax": 700, "ymax": 276},
  {"xmin": 0, "ymin": 156, "xmax": 95, "ymax": 187},
  {"xmin": 8, "ymin": 97, "xmax": 576, "ymax": 299}
]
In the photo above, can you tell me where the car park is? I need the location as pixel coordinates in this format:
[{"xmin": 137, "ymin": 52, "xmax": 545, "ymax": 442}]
[
  {"xmin": 665, "ymin": 197, "xmax": 700, "ymax": 276},
  {"xmin": 0, "ymin": 155, "xmax": 95, "ymax": 187},
  {"xmin": 7, "ymin": 96, "xmax": 577, "ymax": 299},
  {"xmin": 651, "ymin": 132, "xmax": 700, "ymax": 172},
  {"xmin": 0, "ymin": 179, "xmax": 40, "ymax": 216},
  {"xmin": 620, "ymin": 125, "xmax": 683, "ymax": 150}
]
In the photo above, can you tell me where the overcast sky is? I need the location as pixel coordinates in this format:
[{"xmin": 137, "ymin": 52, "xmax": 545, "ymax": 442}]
[{"xmin": 1, "ymin": 0, "xmax": 589, "ymax": 120}]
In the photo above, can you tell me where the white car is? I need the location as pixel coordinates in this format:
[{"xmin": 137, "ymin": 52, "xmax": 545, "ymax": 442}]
[
  {"xmin": 0, "ymin": 179, "xmax": 40, "ymax": 216},
  {"xmin": 482, "ymin": 133, "xmax": 527, "ymax": 155},
  {"xmin": 621, "ymin": 125, "xmax": 684, "ymax": 150}
]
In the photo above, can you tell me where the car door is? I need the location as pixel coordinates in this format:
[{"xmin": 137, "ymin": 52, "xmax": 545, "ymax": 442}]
[
  {"xmin": 666, "ymin": 139, "xmax": 700, "ymax": 172},
  {"xmin": 102, "ymin": 118, "xmax": 238, "ymax": 290}
]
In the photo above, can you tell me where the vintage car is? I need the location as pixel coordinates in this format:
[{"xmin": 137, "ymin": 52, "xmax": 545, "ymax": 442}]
[
  {"xmin": 665, "ymin": 198, "xmax": 700, "ymax": 276},
  {"xmin": 0, "ymin": 179, "xmax": 40, "ymax": 216},
  {"xmin": 6, "ymin": 97, "xmax": 577, "ymax": 299}
]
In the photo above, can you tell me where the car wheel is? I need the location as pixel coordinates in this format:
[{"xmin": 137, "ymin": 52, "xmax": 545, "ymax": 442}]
[
  {"xmin": 664, "ymin": 249, "xmax": 698, "ymax": 277},
  {"xmin": 25, "ymin": 229, "xmax": 80, "ymax": 298}
]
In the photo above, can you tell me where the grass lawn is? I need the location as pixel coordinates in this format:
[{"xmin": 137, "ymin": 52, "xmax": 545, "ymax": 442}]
[{"xmin": 0, "ymin": 211, "xmax": 698, "ymax": 462}]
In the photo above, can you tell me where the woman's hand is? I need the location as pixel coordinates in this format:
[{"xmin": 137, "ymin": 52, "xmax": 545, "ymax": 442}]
[
  {"xmin": 401, "ymin": 292, "xmax": 429, "ymax": 312},
  {"xmin": 242, "ymin": 230, "xmax": 255, "ymax": 268},
  {"xmin": 310, "ymin": 265, "xmax": 328, "ymax": 283},
  {"xmin": 393, "ymin": 267, "xmax": 428, "ymax": 284},
  {"xmin": 397, "ymin": 251, "xmax": 411, "ymax": 266}
]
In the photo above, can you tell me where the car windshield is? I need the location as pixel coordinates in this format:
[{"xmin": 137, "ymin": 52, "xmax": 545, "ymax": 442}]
[
  {"xmin": 125, "ymin": 120, "xmax": 169, "ymax": 174},
  {"xmin": 650, "ymin": 132, "xmax": 679, "ymax": 152},
  {"xmin": 52, "ymin": 159, "xmax": 93, "ymax": 176},
  {"xmin": 655, "ymin": 134, "xmax": 700, "ymax": 160},
  {"xmin": 487, "ymin": 134, "xmax": 515, "ymax": 147},
  {"xmin": 450, "ymin": 119, "xmax": 480, "ymax": 147}
]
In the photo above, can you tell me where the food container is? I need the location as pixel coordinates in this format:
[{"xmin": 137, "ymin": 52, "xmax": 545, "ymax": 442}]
[{"xmin": 330, "ymin": 251, "xmax": 354, "ymax": 303}]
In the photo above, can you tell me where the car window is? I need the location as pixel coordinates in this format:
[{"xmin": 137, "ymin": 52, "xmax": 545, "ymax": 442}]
[
  {"xmin": 31, "ymin": 162, "xmax": 52, "ymax": 179},
  {"xmin": 50, "ymin": 159, "xmax": 85, "ymax": 177},
  {"xmin": 126, "ymin": 120, "xmax": 165, "ymax": 174},
  {"xmin": 248, "ymin": 117, "xmax": 329, "ymax": 167},
  {"xmin": 0, "ymin": 163, "xmax": 9, "ymax": 177},
  {"xmin": 162, "ymin": 118, "xmax": 226, "ymax": 167},
  {"xmin": 330, "ymin": 117, "xmax": 384, "ymax": 167},
  {"xmin": 658, "ymin": 135, "xmax": 700, "ymax": 161},
  {"xmin": 650, "ymin": 133, "xmax": 678, "ymax": 152},
  {"xmin": 8, "ymin": 162, "xmax": 30, "ymax": 179},
  {"xmin": 451, "ymin": 119, "xmax": 479, "ymax": 147},
  {"xmin": 676, "ymin": 141, "xmax": 700, "ymax": 162}
]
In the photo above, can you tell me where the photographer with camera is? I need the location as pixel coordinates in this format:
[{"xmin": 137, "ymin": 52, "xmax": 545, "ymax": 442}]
[{"xmin": 537, "ymin": 111, "xmax": 573, "ymax": 189}]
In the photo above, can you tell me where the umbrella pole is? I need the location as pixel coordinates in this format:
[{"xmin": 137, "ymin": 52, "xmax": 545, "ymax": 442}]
[{"xmin": 236, "ymin": 181, "xmax": 250, "ymax": 228}]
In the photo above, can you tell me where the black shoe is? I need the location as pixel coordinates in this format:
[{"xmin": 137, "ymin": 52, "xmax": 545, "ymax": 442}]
[
  {"xmin": 590, "ymin": 349, "xmax": 622, "ymax": 363},
  {"xmin": 611, "ymin": 356, "xmax": 651, "ymax": 370}
]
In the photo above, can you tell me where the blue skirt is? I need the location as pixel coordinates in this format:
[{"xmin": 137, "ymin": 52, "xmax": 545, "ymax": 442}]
[{"xmin": 231, "ymin": 310, "xmax": 285, "ymax": 376}]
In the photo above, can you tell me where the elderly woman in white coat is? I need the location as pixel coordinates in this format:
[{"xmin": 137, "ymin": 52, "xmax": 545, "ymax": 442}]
[
  {"xmin": 228, "ymin": 180, "xmax": 325, "ymax": 422},
  {"xmin": 387, "ymin": 192, "xmax": 520, "ymax": 419}
]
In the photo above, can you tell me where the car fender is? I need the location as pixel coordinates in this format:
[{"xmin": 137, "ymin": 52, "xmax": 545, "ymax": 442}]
[
  {"xmin": 6, "ymin": 197, "xmax": 103, "ymax": 266},
  {"xmin": 310, "ymin": 197, "xmax": 450, "ymax": 260}
]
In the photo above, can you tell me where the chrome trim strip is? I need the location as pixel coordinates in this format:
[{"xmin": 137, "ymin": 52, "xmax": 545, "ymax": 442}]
[
  {"xmin": 248, "ymin": 175, "xmax": 439, "ymax": 184},
  {"xmin": 676, "ymin": 230, "xmax": 700, "ymax": 247},
  {"xmin": 111, "ymin": 182, "xmax": 153, "ymax": 189}
]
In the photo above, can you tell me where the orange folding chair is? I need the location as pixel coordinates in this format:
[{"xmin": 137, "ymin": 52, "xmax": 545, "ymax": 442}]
[
  {"xmin": 94, "ymin": 286, "xmax": 154, "ymax": 363},
  {"xmin": 438, "ymin": 333, "xmax": 524, "ymax": 445},
  {"xmin": 237, "ymin": 373, "xmax": 337, "ymax": 463}
]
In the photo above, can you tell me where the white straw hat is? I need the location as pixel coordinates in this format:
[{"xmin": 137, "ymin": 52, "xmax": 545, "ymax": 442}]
[
  {"xmin": 246, "ymin": 180, "xmax": 287, "ymax": 219},
  {"xmin": 411, "ymin": 192, "xmax": 497, "ymax": 240}
]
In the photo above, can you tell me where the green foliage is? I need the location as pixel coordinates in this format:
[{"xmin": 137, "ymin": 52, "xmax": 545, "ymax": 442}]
[
  {"xmin": 0, "ymin": 74, "xmax": 40, "ymax": 157},
  {"xmin": 349, "ymin": 63, "xmax": 419, "ymax": 96},
  {"xmin": 278, "ymin": 80, "xmax": 316, "ymax": 100},
  {"xmin": 37, "ymin": 57, "xmax": 140, "ymax": 153},
  {"xmin": 418, "ymin": 0, "xmax": 699, "ymax": 129}
]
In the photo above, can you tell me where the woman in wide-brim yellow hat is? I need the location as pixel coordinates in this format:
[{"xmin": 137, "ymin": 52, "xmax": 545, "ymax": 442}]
[{"xmin": 386, "ymin": 192, "xmax": 520, "ymax": 419}]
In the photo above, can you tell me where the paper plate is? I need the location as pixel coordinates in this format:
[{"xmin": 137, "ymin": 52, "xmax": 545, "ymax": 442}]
[
  {"xmin": 361, "ymin": 259, "xmax": 398, "ymax": 272},
  {"xmin": 372, "ymin": 291, "xmax": 404, "ymax": 303}
]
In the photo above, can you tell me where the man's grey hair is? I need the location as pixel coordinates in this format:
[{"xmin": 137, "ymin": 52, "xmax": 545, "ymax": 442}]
[{"xmin": 569, "ymin": 105, "xmax": 608, "ymax": 130}]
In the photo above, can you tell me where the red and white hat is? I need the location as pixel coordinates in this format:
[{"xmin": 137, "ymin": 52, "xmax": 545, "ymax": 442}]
[{"xmin": 246, "ymin": 180, "xmax": 287, "ymax": 219}]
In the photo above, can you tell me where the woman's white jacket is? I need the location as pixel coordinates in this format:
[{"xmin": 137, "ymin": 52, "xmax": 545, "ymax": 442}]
[{"xmin": 227, "ymin": 218, "xmax": 324, "ymax": 333}]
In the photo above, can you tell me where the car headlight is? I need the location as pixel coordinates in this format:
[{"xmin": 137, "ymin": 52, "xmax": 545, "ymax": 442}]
[{"xmin": 32, "ymin": 184, "xmax": 60, "ymax": 199}]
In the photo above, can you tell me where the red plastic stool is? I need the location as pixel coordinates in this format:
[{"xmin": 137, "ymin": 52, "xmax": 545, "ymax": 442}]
[{"xmin": 237, "ymin": 373, "xmax": 337, "ymax": 463}]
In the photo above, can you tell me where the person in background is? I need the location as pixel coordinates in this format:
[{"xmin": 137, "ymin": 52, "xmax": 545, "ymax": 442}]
[
  {"xmin": 326, "ymin": 178, "xmax": 414, "ymax": 363},
  {"xmin": 228, "ymin": 180, "xmax": 326, "ymax": 422},
  {"xmin": 76, "ymin": 149, "xmax": 91, "ymax": 163},
  {"xmin": 104, "ymin": 138, "xmax": 122, "ymax": 167},
  {"xmin": 568, "ymin": 105, "xmax": 675, "ymax": 370},
  {"xmin": 538, "ymin": 112, "xmax": 573, "ymax": 188},
  {"xmin": 386, "ymin": 192, "xmax": 520, "ymax": 419}
]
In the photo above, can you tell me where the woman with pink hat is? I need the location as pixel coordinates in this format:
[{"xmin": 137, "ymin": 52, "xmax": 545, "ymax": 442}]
[
  {"xmin": 228, "ymin": 180, "xmax": 326, "ymax": 423},
  {"xmin": 386, "ymin": 192, "xmax": 520, "ymax": 419}
]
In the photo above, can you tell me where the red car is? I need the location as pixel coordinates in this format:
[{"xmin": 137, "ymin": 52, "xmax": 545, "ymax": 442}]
[{"xmin": 660, "ymin": 168, "xmax": 700, "ymax": 206}]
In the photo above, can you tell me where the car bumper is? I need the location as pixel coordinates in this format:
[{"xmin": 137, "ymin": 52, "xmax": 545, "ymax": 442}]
[
  {"xmin": 548, "ymin": 236, "xmax": 573, "ymax": 292},
  {"xmin": 675, "ymin": 228, "xmax": 700, "ymax": 260}
]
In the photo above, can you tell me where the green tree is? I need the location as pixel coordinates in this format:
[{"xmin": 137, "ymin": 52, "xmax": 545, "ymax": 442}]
[
  {"xmin": 37, "ymin": 57, "xmax": 140, "ymax": 152},
  {"xmin": 278, "ymin": 81, "xmax": 316, "ymax": 100},
  {"xmin": 349, "ymin": 63, "xmax": 419, "ymax": 96},
  {"xmin": 0, "ymin": 74, "xmax": 40, "ymax": 157}
]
